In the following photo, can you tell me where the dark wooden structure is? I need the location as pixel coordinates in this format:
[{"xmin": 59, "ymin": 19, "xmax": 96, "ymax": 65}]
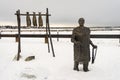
[{"xmin": 13, "ymin": 8, "xmax": 55, "ymax": 61}]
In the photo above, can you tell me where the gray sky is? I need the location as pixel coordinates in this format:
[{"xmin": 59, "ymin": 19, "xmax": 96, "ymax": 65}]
[{"xmin": 0, "ymin": 0, "xmax": 120, "ymax": 26}]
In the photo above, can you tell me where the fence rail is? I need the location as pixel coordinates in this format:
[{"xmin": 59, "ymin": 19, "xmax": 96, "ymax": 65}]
[
  {"xmin": 1, "ymin": 34, "xmax": 120, "ymax": 38},
  {"xmin": 1, "ymin": 26, "xmax": 120, "ymax": 32}
]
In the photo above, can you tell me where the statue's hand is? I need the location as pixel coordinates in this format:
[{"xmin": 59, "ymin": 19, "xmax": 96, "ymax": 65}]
[{"xmin": 93, "ymin": 45, "xmax": 97, "ymax": 48}]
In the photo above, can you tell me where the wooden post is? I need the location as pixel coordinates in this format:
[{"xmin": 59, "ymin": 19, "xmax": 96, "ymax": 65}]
[
  {"xmin": 119, "ymin": 38, "xmax": 120, "ymax": 43},
  {"xmin": 45, "ymin": 9, "xmax": 50, "ymax": 53},
  {"xmin": 57, "ymin": 30, "xmax": 59, "ymax": 41},
  {"xmin": 45, "ymin": 23, "xmax": 48, "ymax": 44},
  {"xmin": 46, "ymin": 8, "xmax": 55, "ymax": 57},
  {"xmin": 16, "ymin": 10, "xmax": 21, "ymax": 61},
  {"xmin": 0, "ymin": 30, "xmax": 1, "ymax": 39}
]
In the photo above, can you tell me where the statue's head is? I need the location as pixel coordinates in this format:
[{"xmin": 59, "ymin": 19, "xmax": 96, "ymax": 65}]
[{"xmin": 78, "ymin": 18, "xmax": 85, "ymax": 26}]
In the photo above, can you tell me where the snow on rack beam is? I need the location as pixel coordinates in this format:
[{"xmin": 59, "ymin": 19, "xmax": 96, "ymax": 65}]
[{"xmin": 0, "ymin": 34, "xmax": 120, "ymax": 38}]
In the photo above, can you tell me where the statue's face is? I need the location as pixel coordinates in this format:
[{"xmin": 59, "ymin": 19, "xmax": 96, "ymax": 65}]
[
  {"xmin": 78, "ymin": 18, "xmax": 85, "ymax": 26},
  {"xmin": 79, "ymin": 20, "xmax": 84, "ymax": 26}
]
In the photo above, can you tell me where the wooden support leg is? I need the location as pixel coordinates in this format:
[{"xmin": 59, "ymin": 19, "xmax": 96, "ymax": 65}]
[
  {"xmin": 45, "ymin": 36, "xmax": 48, "ymax": 43},
  {"xmin": 16, "ymin": 36, "xmax": 19, "ymax": 42}
]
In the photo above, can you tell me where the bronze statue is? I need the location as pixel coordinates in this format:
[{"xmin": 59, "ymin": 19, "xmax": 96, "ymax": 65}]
[{"xmin": 71, "ymin": 18, "xmax": 97, "ymax": 72}]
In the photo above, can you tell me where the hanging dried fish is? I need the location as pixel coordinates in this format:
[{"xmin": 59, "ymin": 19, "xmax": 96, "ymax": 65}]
[
  {"xmin": 38, "ymin": 12, "xmax": 43, "ymax": 27},
  {"xmin": 32, "ymin": 12, "xmax": 37, "ymax": 26},
  {"xmin": 26, "ymin": 12, "xmax": 31, "ymax": 27}
]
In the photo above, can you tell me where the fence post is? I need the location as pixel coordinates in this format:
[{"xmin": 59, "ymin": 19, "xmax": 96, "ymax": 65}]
[
  {"xmin": 57, "ymin": 30, "xmax": 59, "ymax": 41},
  {"xmin": 0, "ymin": 30, "xmax": 1, "ymax": 39},
  {"xmin": 119, "ymin": 38, "xmax": 120, "ymax": 43}
]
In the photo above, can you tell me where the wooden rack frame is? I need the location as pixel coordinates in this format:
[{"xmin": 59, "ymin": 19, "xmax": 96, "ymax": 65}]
[{"xmin": 15, "ymin": 8, "xmax": 55, "ymax": 61}]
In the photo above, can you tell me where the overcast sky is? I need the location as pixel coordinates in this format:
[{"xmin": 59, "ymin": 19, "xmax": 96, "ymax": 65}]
[{"xmin": 0, "ymin": 0, "xmax": 120, "ymax": 26}]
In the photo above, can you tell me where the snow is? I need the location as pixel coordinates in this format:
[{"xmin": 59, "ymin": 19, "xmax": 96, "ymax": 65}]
[{"xmin": 0, "ymin": 34, "xmax": 120, "ymax": 80}]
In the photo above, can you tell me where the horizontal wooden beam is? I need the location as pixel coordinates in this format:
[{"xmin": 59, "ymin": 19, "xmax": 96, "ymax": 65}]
[
  {"xmin": 15, "ymin": 13, "xmax": 51, "ymax": 16},
  {"xmin": 0, "ymin": 34, "xmax": 120, "ymax": 38}
]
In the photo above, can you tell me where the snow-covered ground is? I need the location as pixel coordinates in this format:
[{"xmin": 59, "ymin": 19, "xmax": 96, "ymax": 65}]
[{"xmin": 0, "ymin": 32, "xmax": 120, "ymax": 80}]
